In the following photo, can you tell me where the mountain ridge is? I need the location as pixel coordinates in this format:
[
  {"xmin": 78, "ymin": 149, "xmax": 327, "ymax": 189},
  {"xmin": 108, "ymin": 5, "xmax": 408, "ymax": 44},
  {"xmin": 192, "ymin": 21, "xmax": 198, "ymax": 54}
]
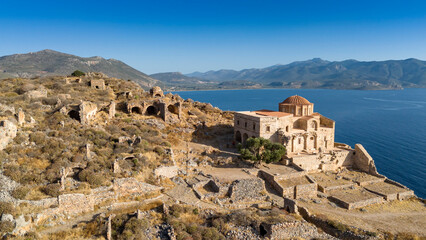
[
  {"xmin": 183, "ymin": 58, "xmax": 426, "ymax": 90},
  {"xmin": 0, "ymin": 49, "xmax": 159, "ymax": 89}
]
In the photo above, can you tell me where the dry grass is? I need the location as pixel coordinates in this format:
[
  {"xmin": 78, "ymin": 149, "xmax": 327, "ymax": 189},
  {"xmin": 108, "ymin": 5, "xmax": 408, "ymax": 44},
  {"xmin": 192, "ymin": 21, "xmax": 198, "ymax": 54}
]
[{"xmin": 363, "ymin": 198, "xmax": 425, "ymax": 213}]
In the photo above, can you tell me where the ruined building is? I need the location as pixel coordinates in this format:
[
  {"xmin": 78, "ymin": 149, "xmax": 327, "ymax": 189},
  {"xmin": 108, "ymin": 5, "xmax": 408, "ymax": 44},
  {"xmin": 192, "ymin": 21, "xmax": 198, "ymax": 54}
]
[{"xmin": 234, "ymin": 95, "xmax": 335, "ymax": 156}]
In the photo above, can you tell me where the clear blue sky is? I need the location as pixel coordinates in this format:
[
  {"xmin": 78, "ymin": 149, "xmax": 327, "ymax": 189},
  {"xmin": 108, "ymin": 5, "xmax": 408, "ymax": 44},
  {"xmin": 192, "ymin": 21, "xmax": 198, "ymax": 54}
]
[{"xmin": 1, "ymin": 0, "xmax": 425, "ymax": 74}]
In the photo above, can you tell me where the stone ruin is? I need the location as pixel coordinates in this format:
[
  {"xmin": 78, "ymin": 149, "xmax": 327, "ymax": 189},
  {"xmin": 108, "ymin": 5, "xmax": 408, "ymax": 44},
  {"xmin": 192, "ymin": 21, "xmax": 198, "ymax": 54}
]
[
  {"xmin": 24, "ymin": 87, "xmax": 47, "ymax": 99},
  {"xmin": 108, "ymin": 101, "xmax": 116, "ymax": 119},
  {"xmin": 126, "ymin": 87, "xmax": 182, "ymax": 123},
  {"xmin": 150, "ymin": 86, "xmax": 164, "ymax": 97},
  {"xmin": 90, "ymin": 79, "xmax": 106, "ymax": 90},
  {"xmin": 61, "ymin": 101, "xmax": 98, "ymax": 125},
  {"xmin": 16, "ymin": 108, "xmax": 25, "ymax": 126}
]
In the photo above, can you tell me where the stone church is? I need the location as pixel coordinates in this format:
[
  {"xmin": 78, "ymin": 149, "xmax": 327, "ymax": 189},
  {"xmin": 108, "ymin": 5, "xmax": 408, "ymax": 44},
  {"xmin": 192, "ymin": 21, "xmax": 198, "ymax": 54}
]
[{"xmin": 234, "ymin": 95, "xmax": 335, "ymax": 156}]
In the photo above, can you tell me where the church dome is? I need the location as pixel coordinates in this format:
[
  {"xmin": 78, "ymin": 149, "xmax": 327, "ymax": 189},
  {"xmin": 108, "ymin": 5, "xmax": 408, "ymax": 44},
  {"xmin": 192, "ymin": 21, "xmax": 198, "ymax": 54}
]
[{"xmin": 281, "ymin": 95, "xmax": 311, "ymax": 105}]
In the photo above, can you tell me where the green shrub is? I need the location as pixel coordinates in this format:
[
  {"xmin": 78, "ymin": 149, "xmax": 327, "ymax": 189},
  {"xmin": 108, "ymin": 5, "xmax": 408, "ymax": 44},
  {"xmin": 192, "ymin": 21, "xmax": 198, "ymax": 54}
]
[
  {"xmin": 192, "ymin": 208, "xmax": 199, "ymax": 215},
  {"xmin": 71, "ymin": 70, "xmax": 85, "ymax": 77},
  {"xmin": 238, "ymin": 137, "xmax": 286, "ymax": 165}
]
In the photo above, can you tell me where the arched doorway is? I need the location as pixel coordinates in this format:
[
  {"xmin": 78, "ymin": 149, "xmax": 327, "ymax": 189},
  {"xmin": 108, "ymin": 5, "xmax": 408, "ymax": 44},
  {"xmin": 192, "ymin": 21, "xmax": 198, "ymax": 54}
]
[
  {"xmin": 146, "ymin": 106, "xmax": 158, "ymax": 115},
  {"xmin": 68, "ymin": 110, "xmax": 80, "ymax": 122},
  {"xmin": 155, "ymin": 94, "xmax": 162, "ymax": 97},
  {"xmin": 131, "ymin": 107, "xmax": 142, "ymax": 114},
  {"xmin": 235, "ymin": 131, "xmax": 242, "ymax": 143},
  {"xmin": 168, "ymin": 104, "xmax": 179, "ymax": 114}
]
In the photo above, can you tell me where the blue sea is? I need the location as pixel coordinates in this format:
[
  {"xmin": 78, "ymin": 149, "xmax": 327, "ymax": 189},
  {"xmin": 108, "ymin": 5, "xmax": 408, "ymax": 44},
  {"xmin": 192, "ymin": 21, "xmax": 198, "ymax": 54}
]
[{"xmin": 172, "ymin": 88, "xmax": 426, "ymax": 198}]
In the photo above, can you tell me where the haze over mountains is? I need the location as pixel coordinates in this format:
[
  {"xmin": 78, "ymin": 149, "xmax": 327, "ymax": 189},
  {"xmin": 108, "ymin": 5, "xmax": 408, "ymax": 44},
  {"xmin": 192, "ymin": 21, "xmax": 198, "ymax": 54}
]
[
  {"xmin": 1, "ymin": 50, "xmax": 426, "ymax": 90},
  {"xmin": 0, "ymin": 49, "xmax": 158, "ymax": 88}
]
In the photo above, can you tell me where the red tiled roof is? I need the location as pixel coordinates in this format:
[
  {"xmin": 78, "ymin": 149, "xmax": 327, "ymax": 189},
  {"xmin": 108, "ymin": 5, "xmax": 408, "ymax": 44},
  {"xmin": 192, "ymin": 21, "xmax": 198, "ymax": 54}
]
[{"xmin": 280, "ymin": 95, "xmax": 312, "ymax": 105}]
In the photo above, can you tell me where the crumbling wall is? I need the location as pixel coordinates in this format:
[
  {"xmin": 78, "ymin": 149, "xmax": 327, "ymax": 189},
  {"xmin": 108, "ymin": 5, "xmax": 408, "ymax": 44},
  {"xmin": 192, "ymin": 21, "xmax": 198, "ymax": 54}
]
[
  {"xmin": 79, "ymin": 101, "xmax": 98, "ymax": 125},
  {"xmin": 283, "ymin": 197, "xmax": 299, "ymax": 214},
  {"xmin": 58, "ymin": 194, "xmax": 94, "ymax": 215},
  {"xmin": 108, "ymin": 101, "xmax": 116, "ymax": 119},
  {"xmin": 353, "ymin": 144, "xmax": 379, "ymax": 176},
  {"xmin": 258, "ymin": 170, "xmax": 284, "ymax": 196}
]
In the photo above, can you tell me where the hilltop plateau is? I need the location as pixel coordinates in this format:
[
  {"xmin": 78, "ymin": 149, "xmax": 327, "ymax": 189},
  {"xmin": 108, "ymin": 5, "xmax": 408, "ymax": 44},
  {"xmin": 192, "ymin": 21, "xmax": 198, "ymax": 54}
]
[{"xmin": 0, "ymin": 73, "xmax": 424, "ymax": 239}]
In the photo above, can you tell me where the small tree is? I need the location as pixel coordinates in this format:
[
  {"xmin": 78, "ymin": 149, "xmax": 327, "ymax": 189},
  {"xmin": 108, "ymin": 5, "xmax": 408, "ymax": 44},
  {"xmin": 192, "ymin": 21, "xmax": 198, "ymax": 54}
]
[
  {"xmin": 238, "ymin": 137, "xmax": 286, "ymax": 165},
  {"xmin": 71, "ymin": 70, "xmax": 85, "ymax": 77}
]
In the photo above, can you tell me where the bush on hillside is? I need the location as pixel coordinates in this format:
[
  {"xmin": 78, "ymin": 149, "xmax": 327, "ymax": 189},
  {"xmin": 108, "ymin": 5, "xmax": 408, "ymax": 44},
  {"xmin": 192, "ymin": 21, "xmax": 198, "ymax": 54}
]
[{"xmin": 71, "ymin": 70, "xmax": 85, "ymax": 77}]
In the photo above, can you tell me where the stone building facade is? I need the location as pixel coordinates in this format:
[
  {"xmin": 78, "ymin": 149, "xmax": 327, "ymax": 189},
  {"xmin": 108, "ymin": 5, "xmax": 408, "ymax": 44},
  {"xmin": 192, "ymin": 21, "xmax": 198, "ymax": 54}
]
[{"xmin": 234, "ymin": 96, "xmax": 335, "ymax": 155}]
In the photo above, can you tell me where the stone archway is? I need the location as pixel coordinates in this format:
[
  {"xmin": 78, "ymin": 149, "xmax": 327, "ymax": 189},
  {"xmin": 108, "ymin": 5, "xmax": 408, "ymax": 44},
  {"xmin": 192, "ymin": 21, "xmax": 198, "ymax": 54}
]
[
  {"xmin": 235, "ymin": 131, "xmax": 242, "ymax": 143},
  {"xmin": 68, "ymin": 110, "xmax": 80, "ymax": 122},
  {"xmin": 131, "ymin": 106, "xmax": 143, "ymax": 114},
  {"xmin": 146, "ymin": 106, "xmax": 159, "ymax": 115}
]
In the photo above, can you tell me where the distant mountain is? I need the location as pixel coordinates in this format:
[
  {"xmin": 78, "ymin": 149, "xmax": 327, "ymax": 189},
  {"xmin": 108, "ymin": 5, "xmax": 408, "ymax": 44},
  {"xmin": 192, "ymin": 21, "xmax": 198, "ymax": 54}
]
[
  {"xmin": 149, "ymin": 72, "xmax": 216, "ymax": 90},
  {"xmin": 186, "ymin": 58, "xmax": 426, "ymax": 90},
  {"xmin": 0, "ymin": 49, "xmax": 159, "ymax": 88}
]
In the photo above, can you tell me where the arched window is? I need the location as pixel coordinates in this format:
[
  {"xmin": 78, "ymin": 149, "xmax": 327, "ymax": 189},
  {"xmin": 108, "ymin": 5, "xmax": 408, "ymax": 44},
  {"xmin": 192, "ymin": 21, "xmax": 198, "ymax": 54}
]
[
  {"xmin": 253, "ymin": 123, "xmax": 256, "ymax": 130},
  {"xmin": 311, "ymin": 121, "xmax": 318, "ymax": 130},
  {"xmin": 286, "ymin": 126, "xmax": 289, "ymax": 132},
  {"xmin": 266, "ymin": 126, "xmax": 270, "ymax": 132},
  {"xmin": 235, "ymin": 131, "xmax": 242, "ymax": 142}
]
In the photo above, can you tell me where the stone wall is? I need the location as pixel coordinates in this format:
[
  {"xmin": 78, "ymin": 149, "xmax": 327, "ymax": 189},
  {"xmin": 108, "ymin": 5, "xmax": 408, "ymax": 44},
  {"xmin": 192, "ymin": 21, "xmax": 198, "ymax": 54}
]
[
  {"xmin": 228, "ymin": 179, "xmax": 266, "ymax": 203},
  {"xmin": 353, "ymin": 144, "xmax": 379, "ymax": 176},
  {"xmin": 58, "ymin": 193, "xmax": 94, "ymax": 215},
  {"xmin": 0, "ymin": 120, "xmax": 17, "ymax": 150}
]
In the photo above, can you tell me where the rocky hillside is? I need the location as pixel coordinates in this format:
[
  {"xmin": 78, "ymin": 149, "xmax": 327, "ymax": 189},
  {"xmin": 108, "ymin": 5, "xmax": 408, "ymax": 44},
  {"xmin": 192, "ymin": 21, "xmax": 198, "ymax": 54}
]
[
  {"xmin": 186, "ymin": 58, "xmax": 426, "ymax": 90},
  {"xmin": 0, "ymin": 50, "xmax": 159, "ymax": 89},
  {"xmin": 0, "ymin": 74, "xmax": 424, "ymax": 239}
]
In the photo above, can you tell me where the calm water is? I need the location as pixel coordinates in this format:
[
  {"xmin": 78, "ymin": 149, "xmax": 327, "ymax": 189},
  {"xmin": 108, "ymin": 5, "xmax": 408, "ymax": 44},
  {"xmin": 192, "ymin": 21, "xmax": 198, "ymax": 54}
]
[{"xmin": 173, "ymin": 88, "xmax": 426, "ymax": 198}]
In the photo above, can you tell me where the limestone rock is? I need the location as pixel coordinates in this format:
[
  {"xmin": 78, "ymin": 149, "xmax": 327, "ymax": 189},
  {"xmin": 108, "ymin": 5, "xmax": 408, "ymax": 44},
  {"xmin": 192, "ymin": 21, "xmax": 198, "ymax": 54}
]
[
  {"xmin": 154, "ymin": 166, "xmax": 179, "ymax": 178},
  {"xmin": 25, "ymin": 87, "xmax": 47, "ymax": 99},
  {"xmin": 0, "ymin": 103, "xmax": 15, "ymax": 115},
  {"xmin": 1, "ymin": 214, "xmax": 14, "ymax": 222}
]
